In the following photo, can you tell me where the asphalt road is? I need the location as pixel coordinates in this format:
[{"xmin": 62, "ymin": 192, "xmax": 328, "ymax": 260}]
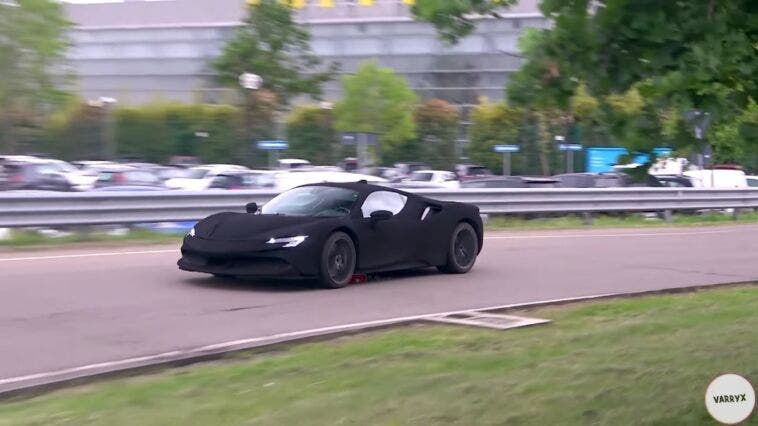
[{"xmin": 1, "ymin": 225, "xmax": 756, "ymax": 387}]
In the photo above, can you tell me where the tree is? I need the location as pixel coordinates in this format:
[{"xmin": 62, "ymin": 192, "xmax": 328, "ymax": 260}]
[
  {"xmin": 213, "ymin": 0, "xmax": 337, "ymax": 105},
  {"xmin": 44, "ymin": 101, "xmax": 104, "ymax": 160},
  {"xmin": 711, "ymin": 101, "xmax": 758, "ymax": 172},
  {"xmin": 467, "ymin": 98, "xmax": 523, "ymax": 174},
  {"xmin": 413, "ymin": 99, "xmax": 460, "ymax": 170},
  {"xmin": 334, "ymin": 61, "xmax": 418, "ymax": 165},
  {"xmin": 286, "ymin": 105, "xmax": 339, "ymax": 165},
  {"xmin": 411, "ymin": 0, "xmax": 517, "ymax": 44},
  {"xmin": 0, "ymin": 0, "xmax": 71, "ymax": 154},
  {"xmin": 417, "ymin": 0, "xmax": 758, "ymax": 164}
]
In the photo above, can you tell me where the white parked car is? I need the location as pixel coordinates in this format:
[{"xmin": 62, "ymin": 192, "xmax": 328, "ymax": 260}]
[
  {"xmin": 273, "ymin": 170, "xmax": 387, "ymax": 191},
  {"xmin": 23, "ymin": 158, "xmax": 98, "ymax": 191},
  {"xmin": 164, "ymin": 164, "xmax": 250, "ymax": 190},
  {"xmin": 398, "ymin": 170, "xmax": 460, "ymax": 189},
  {"xmin": 683, "ymin": 169, "xmax": 748, "ymax": 188}
]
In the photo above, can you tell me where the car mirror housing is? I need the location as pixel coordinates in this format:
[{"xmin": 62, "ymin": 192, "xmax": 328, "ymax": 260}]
[
  {"xmin": 370, "ymin": 210, "xmax": 393, "ymax": 222},
  {"xmin": 245, "ymin": 202, "xmax": 258, "ymax": 213}
]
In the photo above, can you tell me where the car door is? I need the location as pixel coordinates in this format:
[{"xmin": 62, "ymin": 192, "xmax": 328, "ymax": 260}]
[{"xmin": 354, "ymin": 190, "xmax": 417, "ymax": 271}]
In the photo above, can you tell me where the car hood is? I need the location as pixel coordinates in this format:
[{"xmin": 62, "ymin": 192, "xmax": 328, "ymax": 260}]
[{"xmin": 194, "ymin": 212, "xmax": 327, "ymax": 241}]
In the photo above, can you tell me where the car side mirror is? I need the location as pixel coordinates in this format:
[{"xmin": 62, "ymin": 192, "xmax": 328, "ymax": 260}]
[
  {"xmin": 245, "ymin": 202, "xmax": 258, "ymax": 213},
  {"xmin": 370, "ymin": 210, "xmax": 393, "ymax": 222}
]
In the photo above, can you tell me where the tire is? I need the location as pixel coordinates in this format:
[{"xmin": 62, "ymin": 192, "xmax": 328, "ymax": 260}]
[
  {"xmin": 438, "ymin": 222, "xmax": 479, "ymax": 274},
  {"xmin": 318, "ymin": 231, "xmax": 356, "ymax": 289}
]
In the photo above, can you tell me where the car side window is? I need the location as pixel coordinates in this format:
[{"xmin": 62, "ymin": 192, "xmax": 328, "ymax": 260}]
[{"xmin": 361, "ymin": 191, "xmax": 408, "ymax": 218}]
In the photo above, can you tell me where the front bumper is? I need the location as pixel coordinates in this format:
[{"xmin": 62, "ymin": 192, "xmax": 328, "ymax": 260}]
[{"xmin": 178, "ymin": 235, "xmax": 318, "ymax": 277}]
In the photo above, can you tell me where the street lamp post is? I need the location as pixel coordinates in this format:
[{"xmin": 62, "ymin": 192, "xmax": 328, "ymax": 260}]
[
  {"xmin": 554, "ymin": 135, "xmax": 572, "ymax": 173},
  {"xmin": 684, "ymin": 110, "xmax": 712, "ymax": 169},
  {"xmin": 239, "ymin": 72, "xmax": 262, "ymax": 166},
  {"xmin": 88, "ymin": 96, "xmax": 117, "ymax": 160}
]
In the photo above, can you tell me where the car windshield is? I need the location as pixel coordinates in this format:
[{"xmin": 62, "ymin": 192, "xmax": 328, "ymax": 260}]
[
  {"xmin": 409, "ymin": 172, "xmax": 433, "ymax": 181},
  {"xmin": 261, "ymin": 186, "xmax": 359, "ymax": 218},
  {"xmin": 185, "ymin": 168, "xmax": 210, "ymax": 179}
]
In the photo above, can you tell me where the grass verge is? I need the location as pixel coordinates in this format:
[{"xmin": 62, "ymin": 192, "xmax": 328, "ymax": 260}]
[
  {"xmin": 486, "ymin": 211, "xmax": 758, "ymax": 230},
  {"xmin": 1, "ymin": 285, "xmax": 755, "ymax": 425},
  {"xmin": 0, "ymin": 229, "xmax": 182, "ymax": 249}
]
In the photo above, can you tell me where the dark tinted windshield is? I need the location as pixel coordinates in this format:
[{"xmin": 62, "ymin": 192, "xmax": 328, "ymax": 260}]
[{"xmin": 261, "ymin": 186, "xmax": 359, "ymax": 218}]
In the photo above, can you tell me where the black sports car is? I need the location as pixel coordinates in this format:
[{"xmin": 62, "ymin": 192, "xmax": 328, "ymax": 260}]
[{"xmin": 178, "ymin": 182, "xmax": 483, "ymax": 288}]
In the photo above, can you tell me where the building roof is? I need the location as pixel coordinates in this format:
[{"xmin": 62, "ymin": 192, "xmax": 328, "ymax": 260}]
[{"xmin": 65, "ymin": 0, "xmax": 541, "ymax": 29}]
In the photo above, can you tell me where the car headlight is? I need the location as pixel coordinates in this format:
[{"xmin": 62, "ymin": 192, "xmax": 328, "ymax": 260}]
[
  {"xmin": 266, "ymin": 235, "xmax": 308, "ymax": 248},
  {"xmin": 188, "ymin": 227, "xmax": 195, "ymax": 237}
]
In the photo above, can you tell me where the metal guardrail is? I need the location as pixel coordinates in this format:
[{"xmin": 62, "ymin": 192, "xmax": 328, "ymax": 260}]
[{"xmin": 1, "ymin": 188, "xmax": 757, "ymax": 227}]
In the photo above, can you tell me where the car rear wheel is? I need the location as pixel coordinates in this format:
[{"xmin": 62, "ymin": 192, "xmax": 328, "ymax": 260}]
[
  {"xmin": 319, "ymin": 231, "xmax": 356, "ymax": 289},
  {"xmin": 438, "ymin": 222, "xmax": 478, "ymax": 274}
]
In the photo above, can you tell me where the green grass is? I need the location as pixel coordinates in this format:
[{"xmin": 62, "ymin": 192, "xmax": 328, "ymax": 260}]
[
  {"xmin": 486, "ymin": 211, "xmax": 758, "ymax": 230},
  {"xmin": 1, "ymin": 285, "xmax": 756, "ymax": 425},
  {"xmin": 0, "ymin": 229, "xmax": 182, "ymax": 249}
]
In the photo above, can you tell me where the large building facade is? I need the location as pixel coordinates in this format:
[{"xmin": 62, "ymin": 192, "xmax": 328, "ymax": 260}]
[{"xmin": 65, "ymin": 0, "xmax": 547, "ymax": 116}]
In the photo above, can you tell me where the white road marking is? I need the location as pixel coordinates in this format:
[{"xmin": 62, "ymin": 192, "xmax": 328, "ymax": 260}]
[
  {"xmin": 0, "ymin": 249, "xmax": 177, "ymax": 262},
  {"xmin": 485, "ymin": 229, "xmax": 740, "ymax": 240},
  {"xmin": 0, "ymin": 228, "xmax": 750, "ymax": 262},
  {"xmin": 0, "ymin": 292, "xmax": 617, "ymax": 388}
]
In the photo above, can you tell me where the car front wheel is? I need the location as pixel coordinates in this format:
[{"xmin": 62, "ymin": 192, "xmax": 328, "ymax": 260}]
[
  {"xmin": 319, "ymin": 232, "xmax": 356, "ymax": 289},
  {"xmin": 438, "ymin": 222, "xmax": 478, "ymax": 274}
]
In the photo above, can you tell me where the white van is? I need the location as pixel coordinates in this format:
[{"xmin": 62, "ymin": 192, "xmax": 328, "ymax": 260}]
[{"xmin": 683, "ymin": 169, "xmax": 748, "ymax": 188}]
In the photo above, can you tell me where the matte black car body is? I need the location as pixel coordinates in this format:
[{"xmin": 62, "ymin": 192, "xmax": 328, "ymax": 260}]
[{"xmin": 178, "ymin": 182, "xmax": 483, "ymax": 279}]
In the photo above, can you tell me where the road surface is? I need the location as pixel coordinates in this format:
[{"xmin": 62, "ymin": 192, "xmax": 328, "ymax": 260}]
[{"xmin": 1, "ymin": 225, "xmax": 756, "ymax": 389}]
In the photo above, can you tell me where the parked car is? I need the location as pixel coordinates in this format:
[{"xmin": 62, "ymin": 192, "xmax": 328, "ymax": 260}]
[
  {"xmin": 594, "ymin": 172, "xmax": 632, "ymax": 188},
  {"xmin": 522, "ymin": 177, "xmax": 560, "ymax": 188},
  {"xmin": 394, "ymin": 162, "xmax": 430, "ymax": 178},
  {"xmin": 95, "ymin": 167, "xmax": 163, "ymax": 188},
  {"xmin": 552, "ymin": 173, "xmax": 598, "ymax": 188},
  {"xmin": 163, "ymin": 164, "xmax": 250, "ymax": 190},
  {"xmin": 455, "ymin": 164, "xmax": 493, "ymax": 181},
  {"xmin": 396, "ymin": 170, "xmax": 460, "ymax": 189},
  {"xmin": 683, "ymin": 168, "xmax": 748, "ymax": 188},
  {"xmin": 273, "ymin": 170, "xmax": 388, "ymax": 191},
  {"xmin": 747, "ymin": 176, "xmax": 758, "ymax": 187},
  {"xmin": 90, "ymin": 185, "xmax": 166, "ymax": 192},
  {"xmin": 461, "ymin": 177, "xmax": 526, "ymax": 188},
  {"xmin": 648, "ymin": 175, "xmax": 694, "ymax": 187},
  {"xmin": 1, "ymin": 159, "xmax": 97, "ymax": 191},
  {"xmin": 3, "ymin": 159, "xmax": 94, "ymax": 191},
  {"xmin": 206, "ymin": 171, "xmax": 272, "ymax": 190}
]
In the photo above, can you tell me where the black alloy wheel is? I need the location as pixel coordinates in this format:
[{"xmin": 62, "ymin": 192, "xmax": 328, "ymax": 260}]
[
  {"xmin": 438, "ymin": 222, "xmax": 478, "ymax": 274},
  {"xmin": 319, "ymin": 231, "xmax": 356, "ymax": 289}
]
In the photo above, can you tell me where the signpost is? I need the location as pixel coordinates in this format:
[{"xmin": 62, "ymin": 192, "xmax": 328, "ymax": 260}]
[
  {"xmin": 341, "ymin": 132, "xmax": 378, "ymax": 168},
  {"xmin": 256, "ymin": 140, "xmax": 288, "ymax": 169},
  {"xmin": 493, "ymin": 145, "xmax": 520, "ymax": 176},
  {"xmin": 558, "ymin": 142, "xmax": 582, "ymax": 173}
]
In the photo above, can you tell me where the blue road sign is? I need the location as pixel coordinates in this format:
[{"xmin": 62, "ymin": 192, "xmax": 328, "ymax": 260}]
[
  {"xmin": 493, "ymin": 144, "xmax": 520, "ymax": 153},
  {"xmin": 256, "ymin": 140, "xmax": 288, "ymax": 150},
  {"xmin": 340, "ymin": 132, "xmax": 379, "ymax": 146},
  {"xmin": 558, "ymin": 144, "xmax": 583, "ymax": 151}
]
